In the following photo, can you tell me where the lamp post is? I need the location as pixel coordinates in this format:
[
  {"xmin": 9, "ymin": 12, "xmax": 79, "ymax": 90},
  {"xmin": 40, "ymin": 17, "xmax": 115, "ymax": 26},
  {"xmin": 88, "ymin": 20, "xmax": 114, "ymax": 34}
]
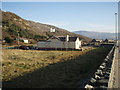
[{"xmin": 115, "ymin": 13, "xmax": 118, "ymax": 43}]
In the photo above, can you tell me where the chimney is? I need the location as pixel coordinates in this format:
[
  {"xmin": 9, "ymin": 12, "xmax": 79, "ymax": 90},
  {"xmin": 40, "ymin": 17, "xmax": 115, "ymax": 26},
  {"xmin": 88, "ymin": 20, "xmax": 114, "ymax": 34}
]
[{"xmin": 66, "ymin": 35, "xmax": 69, "ymax": 42}]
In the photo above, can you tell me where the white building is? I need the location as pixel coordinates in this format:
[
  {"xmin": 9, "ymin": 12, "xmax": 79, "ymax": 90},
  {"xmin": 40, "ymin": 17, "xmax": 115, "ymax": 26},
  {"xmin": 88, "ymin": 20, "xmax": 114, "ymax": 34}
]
[
  {"xmin": 19, "ymin": 38, "xmax": 29, "ymax": 43},
  {"xmin": 23, "ymin": 39, "xmax": 29, "ymax": 43},
  {"xmin": 37, "ymin": 35, "xmax": 82, "ymax": 50},
  {"xmin": 50, "ymin": 28, "xmax": 56, "ymax": 32},
  {"xmin": 96, "ymin": 39, "xmax": 103, "ymax": 43}
]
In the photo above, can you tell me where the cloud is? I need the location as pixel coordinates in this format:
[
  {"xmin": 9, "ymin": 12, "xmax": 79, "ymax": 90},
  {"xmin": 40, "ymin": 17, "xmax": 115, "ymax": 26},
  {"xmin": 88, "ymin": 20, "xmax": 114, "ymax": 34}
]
[
  {"xmin": 31, "ymin": 20, "xmax": 115, "ymax": 33},
  {"xmin": 40, "ymin": 21, "xmax": 70, "ymax": 27},
  {"xmin": 85, "ymin": 23, "xmax": 115, "ymax": 33},
  {"xmin": 87, "ymin": 24, "xmax": 101, "ymax": 27},
  {"xmin": 42, "ymin": 22, "xmax": 115, "ymax": 33}
]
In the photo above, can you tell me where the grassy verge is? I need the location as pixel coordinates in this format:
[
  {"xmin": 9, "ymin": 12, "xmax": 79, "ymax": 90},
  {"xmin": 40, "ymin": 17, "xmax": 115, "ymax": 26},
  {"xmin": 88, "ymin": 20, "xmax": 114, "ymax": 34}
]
[
  {"xmin": 2, "ymin": 46, "xmax": 112, "ymax": 88},
  {"xmin": 2, "ymin": 48, "xmax": 93, "ymax": 81}
]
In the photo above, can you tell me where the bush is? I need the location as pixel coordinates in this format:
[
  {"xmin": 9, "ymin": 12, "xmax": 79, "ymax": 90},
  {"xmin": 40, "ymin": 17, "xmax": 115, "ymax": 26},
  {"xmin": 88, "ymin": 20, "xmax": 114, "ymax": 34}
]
[
  {"xmin": 4, "ymin": 37, "xmax": 14, "ymax": 43},
  {"xmin": 34, "ymin": 35, "xmax": 47, "ymax": 41}
]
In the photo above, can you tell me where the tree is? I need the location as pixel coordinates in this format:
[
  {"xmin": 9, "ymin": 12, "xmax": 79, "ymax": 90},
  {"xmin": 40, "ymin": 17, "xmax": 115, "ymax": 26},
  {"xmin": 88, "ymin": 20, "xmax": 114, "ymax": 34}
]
[
  {"xmin": 91, "ymin": 39, "xmax": 96, "ymax": 42},
  {"xmin": 34, "ymin": 35, "xmax": 47, "ymax": 41}
]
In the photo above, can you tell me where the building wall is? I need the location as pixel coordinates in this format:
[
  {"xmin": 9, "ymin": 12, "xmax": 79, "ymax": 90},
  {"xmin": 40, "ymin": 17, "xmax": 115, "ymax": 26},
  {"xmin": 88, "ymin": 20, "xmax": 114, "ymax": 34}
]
[
  {"xmin": 37, "ymin": 42, "xmax": 49, "ymax": 48},
  {"xmin": 75, "ymin": 38, "xmax": 81, "ymax": 49},
  {"xmin": 49, "ymin": 39, "xmax": 63, "ymax": 48},
  {"xmin": 37, "ymin": 39, "xmax": 63, "ymax": 48},
  {"xmin": 67, "ymin": 42, "xmax": 75, "ymax": 49},
  {"xmin": 23, "ymin": 40, "xmax": 29, "ymax": 43},
  {"xmin": 37, "ymin": 38, "xmax": 81, "ymax": 49}
]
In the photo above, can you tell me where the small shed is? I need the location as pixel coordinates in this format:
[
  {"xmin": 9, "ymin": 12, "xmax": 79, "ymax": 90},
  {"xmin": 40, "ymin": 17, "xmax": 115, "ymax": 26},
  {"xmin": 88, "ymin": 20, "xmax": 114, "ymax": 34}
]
[
  {"xmin": 23, "ymin": 39, "xmax": 29, "ymax": 43},
  {"xmin": 19, "ymin": 38, "xmax": 29, "ymax": 43}
]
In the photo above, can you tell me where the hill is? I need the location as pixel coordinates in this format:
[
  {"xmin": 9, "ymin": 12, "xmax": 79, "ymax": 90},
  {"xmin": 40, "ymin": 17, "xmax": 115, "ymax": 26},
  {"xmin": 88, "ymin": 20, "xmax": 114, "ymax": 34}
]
[
  {"xmin": 74, "ymin": 30, "xmax": 115, "ymax": 40},
  {"xmin": 1, "ymin": 11, "xmax": 91, "ymax": 44}
]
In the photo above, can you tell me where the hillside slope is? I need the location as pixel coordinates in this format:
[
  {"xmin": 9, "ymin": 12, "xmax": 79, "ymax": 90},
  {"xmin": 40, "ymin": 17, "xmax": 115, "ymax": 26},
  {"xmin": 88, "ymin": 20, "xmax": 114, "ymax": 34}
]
[{"xmin": 1, "ymin": 11, "xmax": 91, "ymax": 44}]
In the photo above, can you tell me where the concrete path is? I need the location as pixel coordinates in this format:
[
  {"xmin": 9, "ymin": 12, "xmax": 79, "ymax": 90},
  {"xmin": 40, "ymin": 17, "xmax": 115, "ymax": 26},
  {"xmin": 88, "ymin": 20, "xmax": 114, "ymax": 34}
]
[
  {"xmin": 112, "ymin": 41, "xmax": 120, "ymax": 89},
  {"xmin": 113, "ymin": 46, "xmax": 119, "ymax": 88},
  {"xmin": 118, "ymin": 41, "xmax": 120, "ymax": 89},
  {"xmin": 108, "ymin": 41, "xmax": 120, "ymax": 89}
]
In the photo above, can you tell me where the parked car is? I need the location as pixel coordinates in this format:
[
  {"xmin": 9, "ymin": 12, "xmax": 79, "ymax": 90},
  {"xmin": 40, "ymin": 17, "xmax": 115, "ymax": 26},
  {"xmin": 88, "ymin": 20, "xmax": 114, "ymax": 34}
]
[
  {"xmin": 19, "ymin": 46, "xmax": 29, "ymax": 50},
  {"xmin": 14, "ymin": 46, "xmax": 19, "ymax": 49},
  {"xmin": 27, "ymin": 46, "xmax": 35, "ymax": 50}
]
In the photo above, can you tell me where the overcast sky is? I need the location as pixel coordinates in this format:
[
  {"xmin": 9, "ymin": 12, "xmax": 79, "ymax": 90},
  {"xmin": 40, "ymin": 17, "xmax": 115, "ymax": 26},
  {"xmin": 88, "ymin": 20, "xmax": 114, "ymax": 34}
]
[{"xmin": 2, "ymin": 2, "xmax": 118, "ymax": 33}]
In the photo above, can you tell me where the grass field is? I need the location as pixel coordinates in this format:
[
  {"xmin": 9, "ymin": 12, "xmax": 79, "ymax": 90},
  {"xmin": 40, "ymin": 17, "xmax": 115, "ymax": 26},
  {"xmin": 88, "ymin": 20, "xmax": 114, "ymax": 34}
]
[{"xmin": 2, "ymin": 47, "xmax": 112, "ymax": 88}]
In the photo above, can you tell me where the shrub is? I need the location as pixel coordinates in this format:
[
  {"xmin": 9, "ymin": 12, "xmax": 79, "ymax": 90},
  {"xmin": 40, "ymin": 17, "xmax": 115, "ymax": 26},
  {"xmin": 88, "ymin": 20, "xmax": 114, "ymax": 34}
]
[
  {"xmin": 34, "ymin": 35, "xmax": 47, "ymax": 41},
  {"xmin": 4, "ymin": 37, "xmax": 14, "ymax": 43}
]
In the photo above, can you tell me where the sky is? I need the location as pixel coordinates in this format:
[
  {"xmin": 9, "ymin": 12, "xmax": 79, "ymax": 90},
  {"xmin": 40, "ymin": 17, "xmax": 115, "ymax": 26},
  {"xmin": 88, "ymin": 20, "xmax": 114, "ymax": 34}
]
[
  {"xmin": 1, "ymin": 0, "xmax": 120, "ymax": 2},
  {"xmin": 2, "ymin": 2, "xmax": 118, "ymax": 33}
]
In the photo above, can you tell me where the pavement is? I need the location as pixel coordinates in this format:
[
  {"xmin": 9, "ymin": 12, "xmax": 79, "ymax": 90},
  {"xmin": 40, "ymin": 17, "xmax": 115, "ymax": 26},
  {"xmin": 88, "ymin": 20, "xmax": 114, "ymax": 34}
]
[
  {"xmin": 112, "ymin": 41, "xmax": 120, "ymax": 89},
  {"xmin": 118, "ymin": 41, "xmax": 120, "ymax": 89}
]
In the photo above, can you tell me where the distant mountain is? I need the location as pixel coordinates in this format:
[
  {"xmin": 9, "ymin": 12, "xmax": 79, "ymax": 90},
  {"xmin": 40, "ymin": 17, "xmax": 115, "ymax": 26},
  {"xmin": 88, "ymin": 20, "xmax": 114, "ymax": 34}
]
[
  {"xmin": 74, "ymin": 31, "xmax": 115, "ymax": 40},
  {"xmin": 1, "ymin": 11, "xmax": 91, "ymax": 44}
]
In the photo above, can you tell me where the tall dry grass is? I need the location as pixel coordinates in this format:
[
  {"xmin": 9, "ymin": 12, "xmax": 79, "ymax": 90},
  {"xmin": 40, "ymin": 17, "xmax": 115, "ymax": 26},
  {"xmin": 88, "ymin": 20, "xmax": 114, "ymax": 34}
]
[
  {"xmin": 2, "ymin": 47, "xmax": 112, "ymax": 88},
  {"xmin": 2, "ymin": 48, "xmax": 92, "ymax": 81}
]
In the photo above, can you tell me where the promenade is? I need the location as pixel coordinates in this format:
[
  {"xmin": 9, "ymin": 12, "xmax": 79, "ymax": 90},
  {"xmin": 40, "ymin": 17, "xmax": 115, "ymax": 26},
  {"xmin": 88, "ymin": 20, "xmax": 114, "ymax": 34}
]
[{"xmin": 108, "ymin": 41, "xmax": 120, "ymax": 89}]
